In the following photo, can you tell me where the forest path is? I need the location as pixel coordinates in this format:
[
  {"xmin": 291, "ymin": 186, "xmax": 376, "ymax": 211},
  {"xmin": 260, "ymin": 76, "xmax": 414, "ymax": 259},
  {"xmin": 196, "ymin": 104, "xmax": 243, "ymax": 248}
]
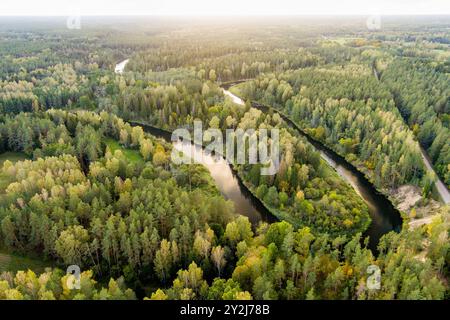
[
  {"xmin": 419, "ymin": 146, "xmax": 450, "ymax": 204},
  {"xmin": 409, "ymin": 214, "xmax": 440, "ymax": 229}
]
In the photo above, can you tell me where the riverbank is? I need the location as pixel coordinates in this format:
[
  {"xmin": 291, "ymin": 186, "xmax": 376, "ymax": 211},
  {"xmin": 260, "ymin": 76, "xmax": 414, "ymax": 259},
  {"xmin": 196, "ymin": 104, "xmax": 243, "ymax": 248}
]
[
  {"xmin": 128, "ymin": 115, "xmax": 372, "ymax": 238},
  {"xmin": 226, "ymin": 82, "xmax": 450, "ymax": 232},
  {"xmin": 224, "ymin": 83, "xmax": 404, "ymax": 247},
  {"xmin": 115, "ymin": 65, "xmax": 397, "ymax": 250},
  {"xmin": 126, "ymin": 117, "xmax": 371, "ymax": 240},
  {"xmin": 114, "ymin": 59, "xmax": 129, "ymax": 74},
  {"xmin": 127, "ymin": 119, "xmax": 278, "ymax": 226}
]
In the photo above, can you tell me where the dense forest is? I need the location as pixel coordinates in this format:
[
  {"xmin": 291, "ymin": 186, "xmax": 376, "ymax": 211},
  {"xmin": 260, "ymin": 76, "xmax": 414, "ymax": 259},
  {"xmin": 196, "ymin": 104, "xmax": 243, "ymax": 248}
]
[
  {"xmin": 0, "ymin": 16, "xmax": 448, "ymax": 300},
  {"xmin": 109, "ymin": 76, "xmax": 371, "ymax": 236},
  {"xmin": 232, "ymin": 64, "xmax": 425, "ymax": 190},
  {"xmin": 382, "ymin": 58, "xmax": 450, "ymax": 186}
]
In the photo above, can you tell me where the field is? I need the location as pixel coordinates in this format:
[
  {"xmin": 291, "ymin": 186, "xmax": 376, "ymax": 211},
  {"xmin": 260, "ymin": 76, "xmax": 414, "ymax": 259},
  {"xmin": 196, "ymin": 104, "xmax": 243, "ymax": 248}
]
[
  {"xmin": 0, "ymin": 249, "xmax": 50, "ymax": 274},
  {"xmin": 105, "ymin": 138, "xmax": 144, "ymax": 164}
]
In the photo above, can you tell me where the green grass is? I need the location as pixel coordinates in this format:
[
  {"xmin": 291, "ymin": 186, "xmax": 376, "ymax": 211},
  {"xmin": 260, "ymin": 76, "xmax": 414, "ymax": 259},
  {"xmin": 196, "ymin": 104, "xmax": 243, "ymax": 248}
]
[
  {"xmin": 229, "ymin": 84, "xmax": 243, "ymax": 97},
  {"xmin": 0, "ymin": 152, "xmax": 27, "ymax": 166},
  {"xmin": 105, "ymin": 138, "xmax": 143, "ymax": 164},
  {"xmin": 0, "ymin": 249, "xmax": 51, "ymax": 274},
  {"xmin": 0, "ymin": 152, "xmax": 27, "ymax": 193}
]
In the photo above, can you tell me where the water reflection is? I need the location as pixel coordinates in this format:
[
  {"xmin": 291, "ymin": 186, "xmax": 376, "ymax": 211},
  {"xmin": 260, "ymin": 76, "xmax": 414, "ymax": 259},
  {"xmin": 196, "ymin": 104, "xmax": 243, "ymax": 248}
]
[
  {"xmin": 172, "ymin": 139, "xmax": 276, "ymax": 225},
  {"xmin": 221, "ymin": 86, "xmax": 402, "ymax": 251},
  {"xmin": 132, "ymin": 123, "xmax": 277, "ymax": 226},
  {"xmin": 320, "ymin": 150, "xmax": 402, "ymax": 251}
]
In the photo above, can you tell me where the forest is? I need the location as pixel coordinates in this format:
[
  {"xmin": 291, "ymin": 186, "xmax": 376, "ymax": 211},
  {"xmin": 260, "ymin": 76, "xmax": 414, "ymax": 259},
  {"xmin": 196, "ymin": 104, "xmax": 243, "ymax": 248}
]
[
  {"xmin": 231, "ymin": 64, "xmax": 425, "ymax": 190},
  {"xmin": 0, "ymin": 16, "xmax": 448, "ymax": 300}
]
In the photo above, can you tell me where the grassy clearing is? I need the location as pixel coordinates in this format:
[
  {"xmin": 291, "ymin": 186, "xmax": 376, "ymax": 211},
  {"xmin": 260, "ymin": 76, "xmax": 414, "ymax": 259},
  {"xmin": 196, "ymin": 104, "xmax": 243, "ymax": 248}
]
[
  {"xmin": 105, "ymin": 138, "xmax": 143, "ymax": 164},
  {"xmin": 0, "ymin": 249, "xmax": 51, "ymax": 274},
  {"xmin": 0, "ymin": 152, "xmax": 27, "ymax": 166},
  {"xmin": 229, "ymin": 84, "xmax": 243, "ymax": 97}
]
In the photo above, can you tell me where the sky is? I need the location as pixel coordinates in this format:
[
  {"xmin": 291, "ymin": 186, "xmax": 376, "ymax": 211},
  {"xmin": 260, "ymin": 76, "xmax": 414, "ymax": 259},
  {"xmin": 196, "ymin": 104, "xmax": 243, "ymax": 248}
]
[{"xmin": 1, "ymin": 0, "xmax": 450, "ymax": 16}]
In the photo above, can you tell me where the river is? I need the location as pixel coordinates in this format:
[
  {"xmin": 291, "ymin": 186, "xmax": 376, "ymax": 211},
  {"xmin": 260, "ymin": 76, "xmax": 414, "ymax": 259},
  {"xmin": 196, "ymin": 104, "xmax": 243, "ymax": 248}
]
[
  {"xmin": 116, "ymin": 62, "xmax": 274, "ymax": 226},
  {"xmin": 116, "ymin": 61, "xmax": 402, "ymax": 251},
  {"xmin": 171, "ymin": 141, "xmax": 278, "ymax": 225},
  {"xmin": 127, "ymin": 121, "xmax": 277, "ymax": 227},
  {"xmin": 115, "ymin": 59, "xmax": 129, "ymax": 74},
  {"xmin": 221, "ymin": 85, "xmax": 403, "ymax": 252}
]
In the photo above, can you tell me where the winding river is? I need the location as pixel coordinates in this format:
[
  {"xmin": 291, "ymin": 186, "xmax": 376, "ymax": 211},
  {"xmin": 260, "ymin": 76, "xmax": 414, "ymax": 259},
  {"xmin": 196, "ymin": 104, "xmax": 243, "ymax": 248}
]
[
  {"xmin": 116, "ymin": 60, "xmax": 402, "ymax": 252},
  {"xmin": 114, "ymin": 59, "xmax": 129, "ymax": 73},
  {"xmin": 221, "ymin": 83, "xmax": 402, "ymax": 251},
  {"xmin": 128, "ymin": 121, "xmax": 277, "ymax": 227}
]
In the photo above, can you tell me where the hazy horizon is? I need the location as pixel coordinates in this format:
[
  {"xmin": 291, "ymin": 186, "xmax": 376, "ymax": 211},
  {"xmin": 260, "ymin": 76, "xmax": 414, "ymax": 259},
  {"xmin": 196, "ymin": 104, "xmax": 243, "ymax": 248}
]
[{"xmin": 1, "ymin": 0, "xmax": 450, "ymax": 16}]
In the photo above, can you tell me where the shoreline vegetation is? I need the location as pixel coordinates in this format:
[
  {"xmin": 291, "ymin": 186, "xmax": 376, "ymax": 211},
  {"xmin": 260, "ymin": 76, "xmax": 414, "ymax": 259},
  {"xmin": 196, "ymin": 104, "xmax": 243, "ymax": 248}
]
[
  {"xmin": 228, "ymin": 81, "xmax": 448, "ymax": 226},
  {"xmin": 127, "ymin": 118, "xmax": 372, "ymax": 237},
  {"xmin": 225, "ymin": 84, "xmax": 400, "ymax": 227}
]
